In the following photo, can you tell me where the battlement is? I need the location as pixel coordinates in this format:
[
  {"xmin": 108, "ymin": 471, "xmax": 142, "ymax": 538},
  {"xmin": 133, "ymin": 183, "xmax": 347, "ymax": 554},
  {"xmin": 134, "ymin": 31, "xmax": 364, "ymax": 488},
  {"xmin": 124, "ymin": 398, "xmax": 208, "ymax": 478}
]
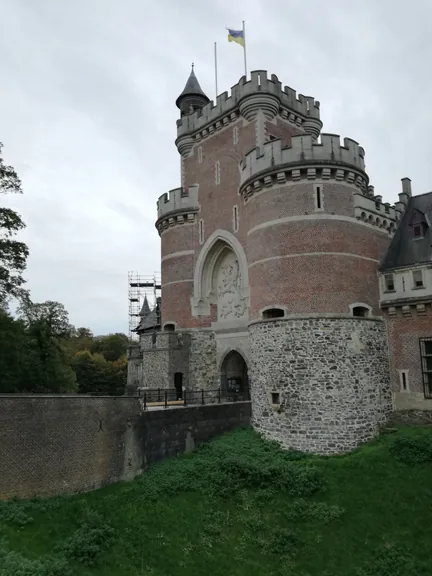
[
  {"xmin": 176, "ymin": 70, "xmax": 321, "ymax": 138},
  {"xmin": 157, "ymin": 184, "xmax": 200, "ymax": 221},
  {"xmin": 240, "ymin": 134, "xmax": 366, "ymax": 186}
]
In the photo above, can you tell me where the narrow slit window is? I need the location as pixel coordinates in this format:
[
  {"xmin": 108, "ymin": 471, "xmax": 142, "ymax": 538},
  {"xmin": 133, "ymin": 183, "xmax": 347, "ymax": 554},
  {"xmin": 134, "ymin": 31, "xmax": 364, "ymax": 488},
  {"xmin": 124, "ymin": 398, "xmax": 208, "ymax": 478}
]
[
  {"xmin": 233, "ymin": 205, "xmax": 239, "ymax": 232},
  {"xmin": 199, "ymin": 219, "xmax": 204, "ymax": 245},
  {"xmin": 400, "ymin": 371, "xmax": 408, "ymax": 392},
  {"xmin": 314, "ymin": 184, "xmax": 323, "ymax": 211},
  {"xmin": 233, "ymin": 127, "xmax": 239, "ymax": 145},
  {"xmin": 197, "ymin": 146, "xmax": 203, "ymax": 164},
  {"xmin": 215, "ymin": 161, "xmax": 221, "ymax": 185}
]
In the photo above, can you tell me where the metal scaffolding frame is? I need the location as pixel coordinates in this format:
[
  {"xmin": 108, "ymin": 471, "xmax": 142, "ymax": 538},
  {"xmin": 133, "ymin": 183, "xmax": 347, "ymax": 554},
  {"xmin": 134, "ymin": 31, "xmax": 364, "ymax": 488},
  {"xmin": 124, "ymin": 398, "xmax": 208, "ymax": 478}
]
[{"xmin": 128, "ymin": 271, "xmax": 161, "ymax": 339}]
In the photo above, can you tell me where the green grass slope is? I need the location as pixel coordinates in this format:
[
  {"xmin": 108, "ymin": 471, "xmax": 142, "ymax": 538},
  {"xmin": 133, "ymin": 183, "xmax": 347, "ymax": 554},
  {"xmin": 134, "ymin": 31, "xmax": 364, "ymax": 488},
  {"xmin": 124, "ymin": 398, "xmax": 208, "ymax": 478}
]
[{"xmin": 1, "ymin": 426, "xmax": 432, "ymax": 576}]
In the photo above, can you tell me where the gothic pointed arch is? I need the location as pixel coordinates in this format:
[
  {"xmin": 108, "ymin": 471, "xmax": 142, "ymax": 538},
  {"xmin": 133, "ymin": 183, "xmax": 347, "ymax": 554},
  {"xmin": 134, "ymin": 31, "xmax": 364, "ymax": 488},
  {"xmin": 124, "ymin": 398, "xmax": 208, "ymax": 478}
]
[{"xmin": 191, "ymin": 229, "xmax": 249, "ymax": 319}]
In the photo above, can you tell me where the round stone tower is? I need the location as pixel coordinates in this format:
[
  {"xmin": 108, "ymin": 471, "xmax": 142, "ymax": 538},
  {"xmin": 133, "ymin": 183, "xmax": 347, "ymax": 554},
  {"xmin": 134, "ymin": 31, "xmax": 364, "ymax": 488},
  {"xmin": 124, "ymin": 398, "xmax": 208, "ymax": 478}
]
[{"xmin": 241, "ymin": 134, "xmax": 393, "ymax": 454}]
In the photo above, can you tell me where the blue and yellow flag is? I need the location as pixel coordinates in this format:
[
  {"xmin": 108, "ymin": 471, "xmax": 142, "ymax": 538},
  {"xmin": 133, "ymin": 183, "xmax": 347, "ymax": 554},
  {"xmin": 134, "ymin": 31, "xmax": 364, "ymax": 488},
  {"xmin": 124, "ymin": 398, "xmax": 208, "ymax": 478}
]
[{"xmin": 227, "ymin": 28, "xmax": 245, "ymax": 47}]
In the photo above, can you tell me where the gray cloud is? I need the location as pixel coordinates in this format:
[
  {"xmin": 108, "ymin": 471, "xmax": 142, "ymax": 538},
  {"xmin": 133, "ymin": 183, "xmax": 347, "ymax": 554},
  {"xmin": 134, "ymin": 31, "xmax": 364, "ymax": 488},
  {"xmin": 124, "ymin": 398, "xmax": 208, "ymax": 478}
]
[{"xmin": 1, "ymin": 0, "xmax": 431, "ymax": 334}]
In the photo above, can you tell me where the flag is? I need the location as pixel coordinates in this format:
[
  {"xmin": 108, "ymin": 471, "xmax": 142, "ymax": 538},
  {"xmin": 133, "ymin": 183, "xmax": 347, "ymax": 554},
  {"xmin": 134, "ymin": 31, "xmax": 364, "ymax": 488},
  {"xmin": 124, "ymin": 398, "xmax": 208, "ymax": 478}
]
[{"xmin": 227, "ymin": 28, "xmax": 245, "ymax": 47}]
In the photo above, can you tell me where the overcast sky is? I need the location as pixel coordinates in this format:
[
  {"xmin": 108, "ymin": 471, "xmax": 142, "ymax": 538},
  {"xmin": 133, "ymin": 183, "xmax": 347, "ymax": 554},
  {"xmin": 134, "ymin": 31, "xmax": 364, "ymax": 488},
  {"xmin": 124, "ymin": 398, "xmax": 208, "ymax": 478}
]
[{"xmin": 1, "ymin": 0, "xmax": 431, "ymax": 335}]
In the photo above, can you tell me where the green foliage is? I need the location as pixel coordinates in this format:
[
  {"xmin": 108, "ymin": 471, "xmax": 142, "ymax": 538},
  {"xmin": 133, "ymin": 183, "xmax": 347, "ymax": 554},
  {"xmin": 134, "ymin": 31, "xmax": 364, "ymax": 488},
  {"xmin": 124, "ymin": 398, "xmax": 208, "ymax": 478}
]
[
  {"xmin": 0, "ymin": 142, "xmax": 29, "ymax": 305},
  {"xmin": 355, "ymin": 546, "xmax": 429, "ymax": 576},
  {"xmin": 59, "ymin": 510, "xmax": 115, "ymax": 566},
  {"xmin": 135, "ymin": 427, "xmax": 324, "ymax": 501},
  {"xmin": 0, "ymin": 539, "xmax": 71, "ymax": 576},
  {"xmin": 390, "ymin": 434, "xmax": 432, "ymax": 464},
  {"xmin": 1, "ymin": 427, "xmax": 432, "ymax": 575},
  {"xmin": 90, "ymin": 332, "xmax": 130, "ymax": 362},
  {"xmin": 0, "ymin": 300, "xmax": 77, "ymax": 393}
]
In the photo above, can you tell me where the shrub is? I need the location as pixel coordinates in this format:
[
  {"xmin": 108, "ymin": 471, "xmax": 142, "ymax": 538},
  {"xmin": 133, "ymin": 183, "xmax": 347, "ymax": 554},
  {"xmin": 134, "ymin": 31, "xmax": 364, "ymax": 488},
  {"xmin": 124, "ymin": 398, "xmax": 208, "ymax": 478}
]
[
  {"xmin": 390, "ymin": 435, "xmax": 432, "ymax": 465},
  {"xmin": 355, "ymin": 546, "xmax": 429, "ymax": 576},
  {"xmin": 285, "ymin": 499, "xmax": 345, "ymax": 524},
  {"xmin": 58, "ymin": 510, "xmax": 115, "ymax": 566},
  {"xmin": 0, "ymin": 539, "xmax": 71, "ymax": 576}
]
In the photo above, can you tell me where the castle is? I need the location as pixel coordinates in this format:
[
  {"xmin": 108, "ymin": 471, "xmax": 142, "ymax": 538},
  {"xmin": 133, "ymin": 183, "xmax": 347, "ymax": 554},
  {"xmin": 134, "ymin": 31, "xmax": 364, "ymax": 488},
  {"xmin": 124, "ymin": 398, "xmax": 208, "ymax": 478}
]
[{"xmin": 127, "ymin": 68, "xmax": 432, "ymax": 455}]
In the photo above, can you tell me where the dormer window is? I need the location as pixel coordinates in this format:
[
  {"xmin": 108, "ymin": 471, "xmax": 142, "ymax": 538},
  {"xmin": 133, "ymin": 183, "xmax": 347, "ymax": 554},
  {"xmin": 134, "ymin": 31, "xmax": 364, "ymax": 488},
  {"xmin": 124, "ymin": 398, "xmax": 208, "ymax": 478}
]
[
  {"xmin": 413, "ymin": 270, "xmax": 424, "ymax": 289},
  {"xmin": 384, "ymin": 274, "xmax": 395, "ymax": 292},
  {"xmin": 413, "ymin": 224, "xmax": 423, "ymax": 238}
]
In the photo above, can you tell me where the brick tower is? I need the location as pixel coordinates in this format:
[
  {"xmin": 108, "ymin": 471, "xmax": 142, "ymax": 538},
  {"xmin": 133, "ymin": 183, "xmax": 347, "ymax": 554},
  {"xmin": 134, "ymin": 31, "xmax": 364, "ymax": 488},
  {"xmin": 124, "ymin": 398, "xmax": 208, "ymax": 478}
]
[{"xmin": 136, "ymin": 68, "xmax": 397, "ymax": 454}]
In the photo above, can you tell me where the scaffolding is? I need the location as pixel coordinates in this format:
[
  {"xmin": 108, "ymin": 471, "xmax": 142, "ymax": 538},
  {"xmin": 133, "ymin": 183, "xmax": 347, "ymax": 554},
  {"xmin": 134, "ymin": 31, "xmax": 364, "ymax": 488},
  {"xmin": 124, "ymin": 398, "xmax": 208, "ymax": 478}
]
[{"xmin": 128, "ymin": 271, "xmax": 161, "ymax": 339}]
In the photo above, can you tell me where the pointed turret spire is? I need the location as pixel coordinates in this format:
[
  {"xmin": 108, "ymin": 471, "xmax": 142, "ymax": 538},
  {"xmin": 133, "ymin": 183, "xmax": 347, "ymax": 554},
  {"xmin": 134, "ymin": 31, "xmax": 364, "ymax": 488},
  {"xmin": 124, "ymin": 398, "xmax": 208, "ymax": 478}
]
[
  {"xmin": 139, "ymin": 295, "xmax": 151, "ymax": 317},
  {"xmin": 176, "ymin": 65, "xmax": 210, "ymax": 116}
]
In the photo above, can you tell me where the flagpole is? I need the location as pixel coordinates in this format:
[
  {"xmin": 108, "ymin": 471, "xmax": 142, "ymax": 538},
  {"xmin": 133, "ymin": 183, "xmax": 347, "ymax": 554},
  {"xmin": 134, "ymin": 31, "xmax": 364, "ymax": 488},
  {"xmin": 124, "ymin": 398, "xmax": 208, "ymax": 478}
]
[
  {"xmin": 242, "ymin": 20, "xmax": 247, "ymax": 76},
  {"xmin": 214, "ymin": 41, "xmax": 218, "ymax": 99}
]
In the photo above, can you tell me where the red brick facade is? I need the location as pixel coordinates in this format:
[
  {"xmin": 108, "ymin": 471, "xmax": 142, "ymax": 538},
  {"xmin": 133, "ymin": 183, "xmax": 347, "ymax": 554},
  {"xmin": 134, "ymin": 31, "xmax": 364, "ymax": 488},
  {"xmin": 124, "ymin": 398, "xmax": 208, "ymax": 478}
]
[{"xmin": 385, "ymin": 305, "xmax": 432, "ymax": 394}]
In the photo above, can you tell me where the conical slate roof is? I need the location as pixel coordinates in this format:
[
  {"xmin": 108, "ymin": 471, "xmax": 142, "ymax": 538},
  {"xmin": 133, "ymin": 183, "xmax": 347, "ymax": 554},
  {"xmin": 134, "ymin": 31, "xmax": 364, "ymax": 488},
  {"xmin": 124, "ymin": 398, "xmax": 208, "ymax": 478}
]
[
  {"xmin": 139, "ymin": 295, "xmax": 150, "ymax": 317},
  {"xmin": 176, "ymin": 66, "xmax": 210, "ymax": 109}
]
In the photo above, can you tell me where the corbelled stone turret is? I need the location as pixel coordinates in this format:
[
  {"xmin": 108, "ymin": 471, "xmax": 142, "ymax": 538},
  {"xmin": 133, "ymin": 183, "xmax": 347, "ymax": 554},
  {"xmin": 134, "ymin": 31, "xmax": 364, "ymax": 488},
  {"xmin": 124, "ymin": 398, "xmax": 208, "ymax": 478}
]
[{"xmin": 176, "ymin": 65, "xmax": 210, "ymax": 117}]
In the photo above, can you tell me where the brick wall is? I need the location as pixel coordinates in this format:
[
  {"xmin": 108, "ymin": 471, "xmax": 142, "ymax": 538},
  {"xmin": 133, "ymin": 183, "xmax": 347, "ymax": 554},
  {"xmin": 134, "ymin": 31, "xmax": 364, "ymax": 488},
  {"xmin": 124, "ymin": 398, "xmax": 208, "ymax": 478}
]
[
  {"xmin": 160, "ymin": 119, "xmax": 256, "ymax": 329},
  {"xmin": 385, "ymin": 305, "xmax": 432, "ymax": 410},
  {"xmin": 0, "ymin": 396, "xmax": 251, "ymax": 500}
]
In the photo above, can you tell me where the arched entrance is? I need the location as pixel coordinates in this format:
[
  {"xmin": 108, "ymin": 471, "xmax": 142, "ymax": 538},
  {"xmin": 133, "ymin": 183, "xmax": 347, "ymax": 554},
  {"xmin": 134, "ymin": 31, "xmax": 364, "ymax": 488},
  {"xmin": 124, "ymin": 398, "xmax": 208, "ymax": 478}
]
[{"xmin": 220, "ymin": 351, "xmax": 249, "ymax": 398}]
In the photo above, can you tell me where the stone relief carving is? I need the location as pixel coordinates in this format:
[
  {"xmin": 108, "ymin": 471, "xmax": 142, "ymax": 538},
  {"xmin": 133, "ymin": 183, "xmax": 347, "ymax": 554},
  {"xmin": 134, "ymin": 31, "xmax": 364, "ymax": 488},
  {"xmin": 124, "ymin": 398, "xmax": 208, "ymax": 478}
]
[{"xmin": 217, "ymin": 252, "xmax": 247, "ymax": 321}]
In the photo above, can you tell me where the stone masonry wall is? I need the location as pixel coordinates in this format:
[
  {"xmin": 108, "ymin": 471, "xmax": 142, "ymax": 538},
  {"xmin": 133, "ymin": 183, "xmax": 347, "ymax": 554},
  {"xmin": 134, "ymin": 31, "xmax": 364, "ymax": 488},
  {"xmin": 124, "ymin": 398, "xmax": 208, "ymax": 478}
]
[
  {"xmin": 0, "ymin": 396, "xmax": 251, "ymax": 500},
  {"xmin": 140, "ymin": 333, "xmax": 170, "ymax": 388},
  {"xmin": 249, "ymin": 317, "xmax": 392, "ymax": 455},
  {"xmin": 188, "ymin": 331, "xmax": 218, "ymax": 389}
]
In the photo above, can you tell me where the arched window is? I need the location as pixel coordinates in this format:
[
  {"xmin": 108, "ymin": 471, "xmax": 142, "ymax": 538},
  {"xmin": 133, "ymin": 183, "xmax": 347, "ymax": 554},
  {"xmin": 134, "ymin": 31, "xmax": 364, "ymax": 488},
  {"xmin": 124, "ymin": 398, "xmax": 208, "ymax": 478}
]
[
  {"xmin": 164, "ymin": 323, "xmax": 175, "ymax": 332},
  {"xmin": 262, "ymin": 308, "xmax": 285, "ymax": 319},
  {"xmin": 352, "ymin": 306, "xmax": 368, "ymax": 317}
]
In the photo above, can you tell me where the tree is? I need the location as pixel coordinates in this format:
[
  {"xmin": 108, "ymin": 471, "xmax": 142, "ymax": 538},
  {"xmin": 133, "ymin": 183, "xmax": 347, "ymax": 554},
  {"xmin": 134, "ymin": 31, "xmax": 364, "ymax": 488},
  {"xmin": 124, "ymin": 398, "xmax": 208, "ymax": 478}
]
[
  {"xmin": 91, "ymin": 332, "xmax": 130, "ymax": 362},
  {"xmin": 0, "ymin": 142, "xmax": 29, "ymax": 306},
  {"xmin": 18, "ymin": 299, "xmax": 77, "ymax": 393},
  {"xmin": 72, "ymin": 350, "xmax": 126, "ymax": 395}
]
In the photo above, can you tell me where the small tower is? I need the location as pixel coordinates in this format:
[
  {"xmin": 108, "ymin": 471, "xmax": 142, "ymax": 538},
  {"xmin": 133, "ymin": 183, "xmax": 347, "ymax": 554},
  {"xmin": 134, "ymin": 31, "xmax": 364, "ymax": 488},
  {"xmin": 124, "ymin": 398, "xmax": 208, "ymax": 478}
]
[{"xmin": 176, "ymin": 65, "xmax": 210, "ymax": 117}]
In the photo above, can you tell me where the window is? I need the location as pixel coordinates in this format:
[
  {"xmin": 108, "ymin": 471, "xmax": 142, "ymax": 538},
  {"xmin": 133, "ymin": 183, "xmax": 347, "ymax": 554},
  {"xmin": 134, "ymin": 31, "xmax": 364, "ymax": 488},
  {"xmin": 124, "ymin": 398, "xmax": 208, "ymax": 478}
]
[
  {"xmin": 413, "ymin": 224, "xmax": 423, "ymax": 238},
  {"xmin": 384, "ymin": 274, "xmax": 395, "ymax": 291},
  {"xmin": 197, "ymin": 146, "xmax": 203, "ymax": 164},
  {"xmin": 375, "ymin": 202, "xmax": 381, "ymax": 210},
  {"xmin": 269, "ymin": 135, "xmax": 278, "ymax": 142},
  {"xmin": 352, "ymin": 306, "xmax": 369, "ymax": 318},
  {"xmin": 164, "ymin": 323, "xmax": 175, "ymax": 332},
  {"xmin": 262, "ymin": 308, "xmax": 285, "ymax": 319},
  {"xmin": 399, "ymin": 370, "xmax": 409, "ymax": 392},
  {"xmin": 151, "ymin": 332, "xmax": 157, "ymax": 347},
  {"xmin": 199, "ymin": 219, "xmax": 204, "ymax": 245},
  {"xmin": 271, "ymin": 392, "xmax": 280, "ymax": 405},
  {"xmin": 233, "ymin": 127, "xmax": 239, "ymax": 145},
  {"xmin": 314, "ymin": 184, "xmax": 323, "ymax": 211},
  {"xmin": 413, "ymin": 270, "xmax": 424, "ymax": 288},
  {"xmin": 215, "ymin": 161, "xmax": 220, "ymax": 185},
  {"xmin": 233, "ymin": 205, "xmax": 239, "ymax": 232},
  {"xmin": 420, "ymin": 338, "xmax": 432, "ymax": 398}
]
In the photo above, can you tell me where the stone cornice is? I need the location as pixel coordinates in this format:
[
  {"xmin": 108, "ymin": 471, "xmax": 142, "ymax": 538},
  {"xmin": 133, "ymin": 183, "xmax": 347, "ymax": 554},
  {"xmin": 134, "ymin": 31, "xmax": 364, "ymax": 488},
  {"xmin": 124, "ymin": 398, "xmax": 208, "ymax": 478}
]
[{"xmin": 239, "ymin": 163, "xmax": 368, "ymax": 202}]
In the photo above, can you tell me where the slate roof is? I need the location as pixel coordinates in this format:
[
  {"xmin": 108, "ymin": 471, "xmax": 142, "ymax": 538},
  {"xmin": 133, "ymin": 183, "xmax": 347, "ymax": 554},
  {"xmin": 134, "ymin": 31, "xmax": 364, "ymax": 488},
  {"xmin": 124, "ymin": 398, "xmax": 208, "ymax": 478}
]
[
  {"xmin": 135, "ymin": 297, "xmax": 161, "ymax": 333},
  {"xmin": 379, "ymin": 192, "xmax": 432, "ymax": 271},
  {"xmin": 175, "ymin": 67, "xmax": 210, "ymax": 109}
]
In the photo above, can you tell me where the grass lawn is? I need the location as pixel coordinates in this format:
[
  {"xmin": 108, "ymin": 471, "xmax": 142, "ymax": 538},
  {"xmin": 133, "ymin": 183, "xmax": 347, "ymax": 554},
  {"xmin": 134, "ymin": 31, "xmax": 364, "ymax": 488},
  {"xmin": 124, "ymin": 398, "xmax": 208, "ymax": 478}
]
[{"xmin": 1, "ymin": 425, "xmax": 432, "ymax": 575}]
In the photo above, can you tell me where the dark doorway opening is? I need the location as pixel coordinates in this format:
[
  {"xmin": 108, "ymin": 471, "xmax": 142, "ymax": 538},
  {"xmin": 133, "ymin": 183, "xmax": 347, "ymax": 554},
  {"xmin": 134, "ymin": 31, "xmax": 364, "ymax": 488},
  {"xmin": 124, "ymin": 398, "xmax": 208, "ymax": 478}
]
[
  {"xmin": 220, "ymin": 351, "xmax": 249, "ymax": 400},
  {"xmin": 174, "ymin": 372, "xmax": 183, "ymax": 400}
]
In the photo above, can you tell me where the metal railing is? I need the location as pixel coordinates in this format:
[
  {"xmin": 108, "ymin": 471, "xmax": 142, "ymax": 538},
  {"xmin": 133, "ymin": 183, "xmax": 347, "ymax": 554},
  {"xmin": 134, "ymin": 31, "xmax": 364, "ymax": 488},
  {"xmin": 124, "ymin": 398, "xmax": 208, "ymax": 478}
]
[{"xmin": 137, "ymin": 387, "xmax": 250, "ymax": 410}]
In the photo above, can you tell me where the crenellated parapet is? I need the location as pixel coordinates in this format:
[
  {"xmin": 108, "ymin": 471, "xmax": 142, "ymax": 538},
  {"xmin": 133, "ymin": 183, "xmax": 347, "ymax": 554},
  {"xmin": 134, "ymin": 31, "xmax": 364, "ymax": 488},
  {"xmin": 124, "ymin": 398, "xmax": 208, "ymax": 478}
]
[
  {"xmin": 155, "ymin": 184, "xmax": 200, "ymax": 234},
  {"xmin": 353, "ymin": 192, "xmax": 397, "ymax": 235},
  {"xmin": 239, "ymin": 134, "xmax": 367, "ymax": 199},
  {"xmin": 175, "ymin": 71, "xmax": 322, "ymax": 146}
]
